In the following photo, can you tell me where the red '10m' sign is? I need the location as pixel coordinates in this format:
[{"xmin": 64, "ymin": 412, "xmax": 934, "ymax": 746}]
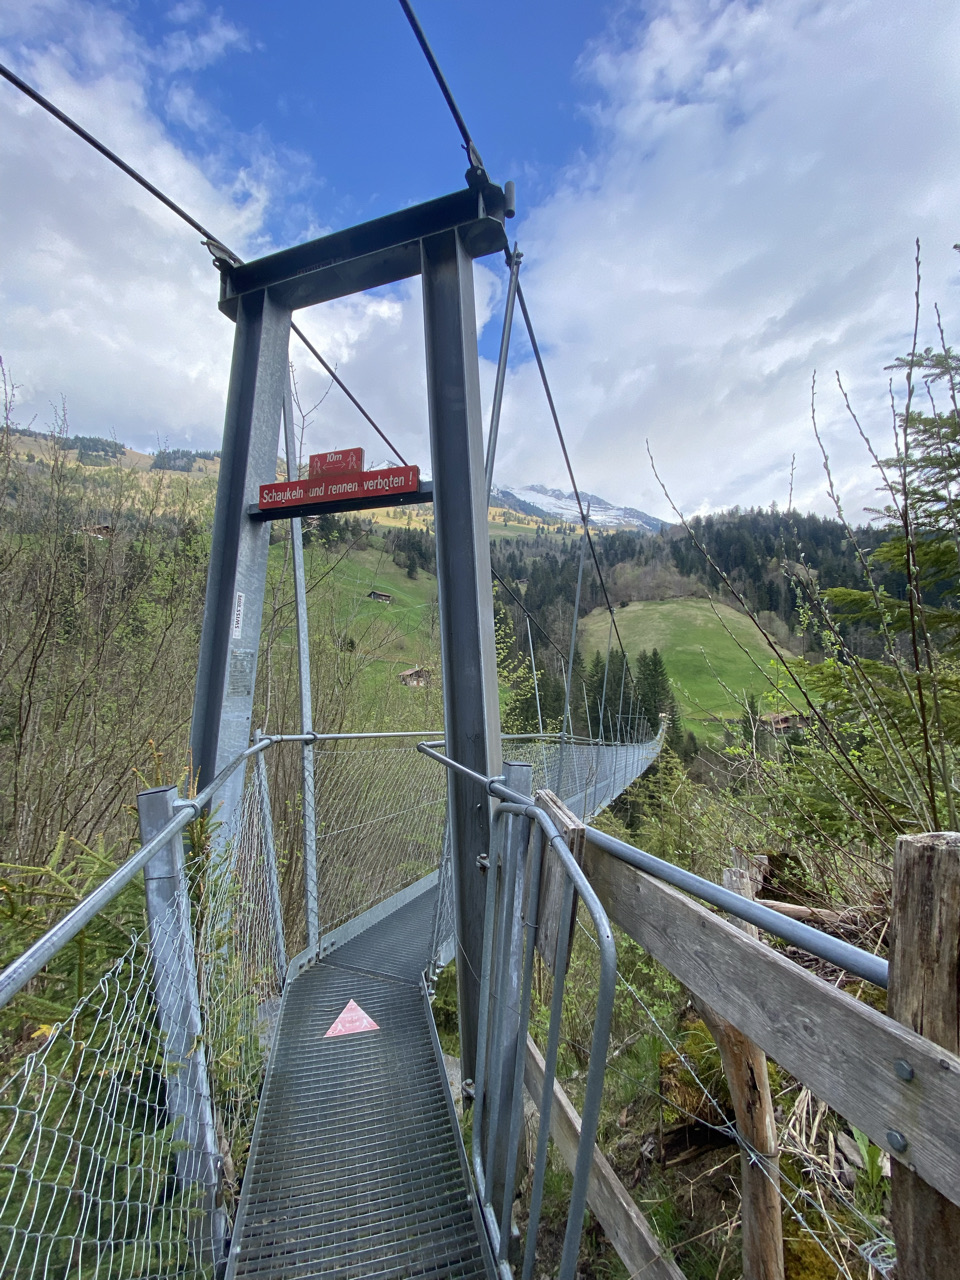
[{"xmin": 259, "ymin": 465, "xmax": 420, "ymax": 510}]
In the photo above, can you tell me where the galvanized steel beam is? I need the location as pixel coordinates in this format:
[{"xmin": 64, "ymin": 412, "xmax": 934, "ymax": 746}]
[
  {"xmin": 219, "ymin": 186, "xmax": 508, "ymax": 316},
  {"xmin": 190, "ymin": 289, "xmax": 291, "ymax": 839},
  {"xmin": 422, "ymin": 226, "xmax": 504, "ymax": 1082}
]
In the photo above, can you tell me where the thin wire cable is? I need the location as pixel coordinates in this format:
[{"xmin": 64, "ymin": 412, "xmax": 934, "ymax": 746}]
[
  {"xmin": 0, "ymin": 59, "xmax": 408, "ymax": 466},
  {"xmin": 515, "ymin": 281, "xmax": 636, "ymax": 686},
  {"xmin": 492, "ymin": 568, "xmax": 569, "ymax": 664},
  {"xmin": 395, "ymin": 0, "xmax": 483, "ymax": 168},
  {"xmin": 288, "ymin": 325, "xmax": 407, "ymax": 464}
]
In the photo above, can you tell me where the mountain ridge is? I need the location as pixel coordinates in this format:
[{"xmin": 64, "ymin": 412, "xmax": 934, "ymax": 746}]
[{"xmin": 492, "ymin": 482, "xmax": 665, "ymax": 533}]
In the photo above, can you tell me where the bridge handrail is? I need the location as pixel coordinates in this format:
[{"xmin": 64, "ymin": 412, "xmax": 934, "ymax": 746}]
[
  {"xmin": 0, "ymin": 729, "xmax": 445, "ymax": 1012},
  {"xmin": 417, "ymin": 741, "xmax": 618, "ymax": 1280},
  {"xmin": 588, "ymin": 828, "xmax": 888, "ymax": 988},
  {"xmin": 416, "ymin": 740, "xmax": 887, "ymax": 989}
]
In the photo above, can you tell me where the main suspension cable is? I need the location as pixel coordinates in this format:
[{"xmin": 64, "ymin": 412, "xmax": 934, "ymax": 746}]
[
  {"xmin": 0, "ymin": 59, "xmax": 407, "ymax": 465},
  {"xmin": 395, "ymin": 0, "xmax": 483, "ymax": 170},
  {"xmin": 4, "ymin": 49, "xmax": 637, "ymax": 677},
  {"xmin": 0, "ymin": 61, "xmax": 231, "ymax": 250},
  {"xmin": 386, "ymin": 5, "xmax": 638, "ymax": 691}
]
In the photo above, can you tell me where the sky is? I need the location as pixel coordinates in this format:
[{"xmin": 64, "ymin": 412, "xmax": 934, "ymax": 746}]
[{"xmin": 1, "ymin": 0, "xmax": 960, "ymax": 520}]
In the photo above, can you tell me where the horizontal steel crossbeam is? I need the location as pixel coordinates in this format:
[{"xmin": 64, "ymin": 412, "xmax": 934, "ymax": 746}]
[{"xmin": 219, "ymin": 186, "xmax": 509, "ymax": 316}]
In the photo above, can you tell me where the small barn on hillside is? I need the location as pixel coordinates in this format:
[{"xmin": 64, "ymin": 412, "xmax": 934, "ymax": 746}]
[
  {"xmin": 760, "ymin": 711, "xmax": 811, "ymax": 734},
  {"xmin": 399, "ymin": 666, "xmax": 430, "ymax": 688},
  {"xmin": 367, "ymin": 590, "xmax": 392, "ymax": 603}
]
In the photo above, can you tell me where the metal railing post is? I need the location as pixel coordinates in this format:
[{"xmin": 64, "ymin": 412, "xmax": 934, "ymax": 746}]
[
  {"xmin": 486, "ymin": 761, "xmax": 533, "ymax": 1234},
  {"xmin": 559, "ymin": 516, "xmax": 588, "ymax": 783},
  {"xmin": 254, "ymin": 739, "xmax": 287, "ymax": 983},
  {"xmin": 137, "ymin": 785, "xmax": 228, "ymax": 1269}
]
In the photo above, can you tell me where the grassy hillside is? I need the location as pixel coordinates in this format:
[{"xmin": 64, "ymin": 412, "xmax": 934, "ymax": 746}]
[
  {"xmin": 262, "ymin": 533, "xmax": 444, "ymax": 731},
  {"xmin": 578, "ymin": 598, "xmax": 786, "ymax": 738},
  {"xmin": 373, "ymin": 502, "xmax": 576, "ymax": 542}
]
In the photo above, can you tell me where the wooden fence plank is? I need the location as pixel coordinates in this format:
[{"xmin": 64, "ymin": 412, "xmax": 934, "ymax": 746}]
[
  {"xmin": 582, "ymin": 837, "xmax": 960, "ymax": 1208},
  {"xmin": 524, "ymin": 1036, "xmax": 685, "ymax": 1280}
]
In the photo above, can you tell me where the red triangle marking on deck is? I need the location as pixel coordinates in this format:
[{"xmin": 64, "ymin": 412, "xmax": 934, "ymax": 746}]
[{"xmin": 324, "ymin": 999, "xmax": 380, "ymax": 1038}]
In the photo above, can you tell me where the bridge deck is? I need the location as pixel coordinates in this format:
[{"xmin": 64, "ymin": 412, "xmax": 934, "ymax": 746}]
[{"xmin": 226, "ymin": 888, "xmax": 493, "ymax": 1280}]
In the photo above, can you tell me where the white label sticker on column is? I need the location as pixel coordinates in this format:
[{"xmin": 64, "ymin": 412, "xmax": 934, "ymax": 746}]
[
  {"xmin": 227, "ymin": 650, "xmax": 255, "ymax": 698},
  {"xmin": 232, "ymin": 592, "xmax": 245, "ymax": 640}
]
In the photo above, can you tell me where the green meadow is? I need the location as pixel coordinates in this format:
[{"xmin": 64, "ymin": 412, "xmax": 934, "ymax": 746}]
[{"xmin": 577, "ymin": 597, "xmax": 788, "ymax": 739}]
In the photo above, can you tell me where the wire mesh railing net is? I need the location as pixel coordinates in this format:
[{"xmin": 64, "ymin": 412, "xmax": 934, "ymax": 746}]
[
  {"xmin": 502, "ymin": 735, "xmax": 663, "ymax": 820},
  {"xmin": 430, "ymin": 734, "xmax": 663, "ymax": 975},
  {"xmin": 196, "ymin": 774, "xmax": 285, "ymax": 1199},
  {"xmin": 0, "ymin": 768, "xmax": 284, "ymax": 1279},
  {"xmin": 311, "ymin": 739, "xmax": 448, "ymax": 937}
]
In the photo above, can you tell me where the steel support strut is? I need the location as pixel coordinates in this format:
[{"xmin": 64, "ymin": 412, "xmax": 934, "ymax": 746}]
[
  {"xmin": 190, "ymin": 289, "xmax": 291, "ymax": 839},
  {"xmin": 422, "ymin": 227, "xmax": 503, "ymax": 1082},
  {"xmin": 138, "ymin": 785, "xmax": 228, "ymax": 1268},
  {"xmin": 281, "ymin": 374, "xmax": 319, "ymax": 948}
]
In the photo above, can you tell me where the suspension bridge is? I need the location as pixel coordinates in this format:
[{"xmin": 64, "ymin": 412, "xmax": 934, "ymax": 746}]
[
  {"xmin": 3, "ymin": 11, "xmax": 960, "ymax": 1278},
  {"xmin": 0, "ymin": 152, "xmax": 675, "ymax": 1278}
]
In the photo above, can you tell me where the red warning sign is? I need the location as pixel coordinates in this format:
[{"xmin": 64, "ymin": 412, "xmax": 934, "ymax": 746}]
[
  {"xmin": 324, "ymin": 999, "xmax": 380, "ymax": 1038},
  {"xmin": 309, "ymin": 448, "xmax": 364, "ymax": 477},
  {"xmin": 259, "ymin": 466, "xmax": 420, "ymax": 511}
]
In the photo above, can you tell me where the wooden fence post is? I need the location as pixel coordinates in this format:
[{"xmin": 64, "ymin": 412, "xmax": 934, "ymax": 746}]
[
  {"xmin": 695, "ymin": 866, "xmax": 784, "ymax": 1280},
  {"xmin": 889, "ymin": 831, "xmax": 960, "ymax": 1278}
]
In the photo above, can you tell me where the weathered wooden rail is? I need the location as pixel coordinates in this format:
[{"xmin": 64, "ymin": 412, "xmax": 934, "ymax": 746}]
[{"xmin": 532, "ymin": 823, "xmax": 960, "ymax": 1279}]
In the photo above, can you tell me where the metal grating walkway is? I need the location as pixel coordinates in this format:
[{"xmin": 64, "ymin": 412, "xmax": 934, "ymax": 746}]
[{"xmin": 226, "ymin": 888, "xmax": 493, "ymax": 1280}]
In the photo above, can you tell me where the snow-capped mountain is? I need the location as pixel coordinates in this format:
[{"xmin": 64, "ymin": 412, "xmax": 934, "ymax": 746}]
[
  {"xmin": 367, "ymin": 460, "xmax": 665, "ymax": 532},
  {"xmin": 492, "ymin": 483, "xmax": 665, "ymax": 533}
]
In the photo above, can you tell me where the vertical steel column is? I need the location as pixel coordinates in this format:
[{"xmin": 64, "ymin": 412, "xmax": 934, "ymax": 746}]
[
  {"xmin": 281, "ymin": 375, "xmax": 319, "ymax": 949},
  {"xmin": 138, "ymin": 785, "xmax": 227, "ymax": 1268},
  {"xmin": 422, "ymin": 227, "xmax": 503, "ymax": 1082},
  {"xmin": 190, "ymin": 289, "xmax": 291, "ymax": 842}
]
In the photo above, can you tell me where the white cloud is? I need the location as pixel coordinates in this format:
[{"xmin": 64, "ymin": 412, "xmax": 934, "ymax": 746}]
[
  {"xmin": 490, "ymin": 0, "xmax": 960, "ymax": 519},
  {"xmin": 156, "ymin": 13, "xmax": 247, "ymax": 75},
  {"xmin": 0, "ymin": 1, "xmax": 377, "ymax": 453},
  {"xmin": 3, "ymin": 0, "xmax": 960, "ymax": 523}
]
